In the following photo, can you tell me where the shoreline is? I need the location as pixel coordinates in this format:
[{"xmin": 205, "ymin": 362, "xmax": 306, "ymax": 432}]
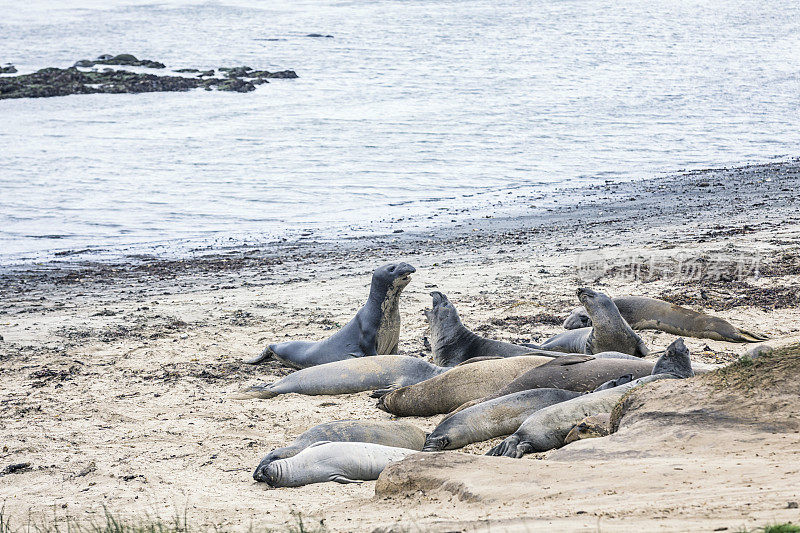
[{"xmin": 1, "ymin": 159, "xmax": 800, "ymax": 531}]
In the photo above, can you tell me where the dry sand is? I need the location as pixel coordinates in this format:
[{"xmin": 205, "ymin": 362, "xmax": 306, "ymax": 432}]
[{"xmin": 1, "ymin": 161, "xmax": 800, "ymax": 531}]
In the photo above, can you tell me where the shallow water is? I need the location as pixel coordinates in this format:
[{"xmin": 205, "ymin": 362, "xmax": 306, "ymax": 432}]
[{"xmin": 1, "ymin": 0, "xmax": 799, "ymax": 263}]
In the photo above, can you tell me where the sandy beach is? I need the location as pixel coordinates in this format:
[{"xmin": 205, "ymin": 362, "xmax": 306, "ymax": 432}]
[{"xmin": 1, "ymin": 160, "xmax": 799, "ymax": 531}]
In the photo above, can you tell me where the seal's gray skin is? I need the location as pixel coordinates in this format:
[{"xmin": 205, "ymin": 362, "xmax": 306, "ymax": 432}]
[
  {"xmin": 376, "ymin": 355, "xmax": 554, "ymax": 417},
  {"xmin": 564, "ymin": 413, "xmax": 612, "ymax": 444},
  {"xmin": 422, "ymin": 388, "xmax": 581, "ymax": 451},
  {"xmin": 259, "ymin": 441, "xmax": 415, "ymax": 487},
  {"xmin": 425, "ymin": 292, "xmax": 533, "ymax": 366},
  {"xmin": 486, "ymin": 338, "xmax": 693, "ymax": 457},
  {"xmin": 592, "ymin": 373, "xmax": 634, "ymax": 391},
  {"xmin": 234, "ymin": 355, "xmax": 445, "ymax": 399},
  {"xmin": 457, "ymin": 355, "xmax": 654, "ymax": 408},
  {"xmin": 651, "ymin": 337, "xmax": 694, "ymax": 378},
  {"xmin": 247, "ymin": 262, "xmax": 416, "ymax": 368},
  {"xmin": 563, "ymin": 296, "xmax": 768, "ymax": 343},
  {"xmin": 536, "ymin": 288, "xmax": 648, "ymax": 357},
  {"xmin": 253, "ymin": 420, "xmax": 426, "ymax": 482},
  {"xmin": 486, "ymin": 374, "xmax": 673, "ymax": 457}
]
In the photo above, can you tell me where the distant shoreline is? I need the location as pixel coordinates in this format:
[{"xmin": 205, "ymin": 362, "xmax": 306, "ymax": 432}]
[{"xmin": 1, "ymin": 158, "xmax": 797, "ymax": 293}]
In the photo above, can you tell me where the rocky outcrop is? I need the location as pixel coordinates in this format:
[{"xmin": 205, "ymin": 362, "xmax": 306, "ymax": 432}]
[{"xmin": 0, "ymin": 60, "xmax": 299, "ymax": 99}]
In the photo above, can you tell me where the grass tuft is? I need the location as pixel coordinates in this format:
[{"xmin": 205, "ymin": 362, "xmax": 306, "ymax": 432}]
[{"xmin": 0, "ymin": 507, "xmax": 325, "ymax": 533}]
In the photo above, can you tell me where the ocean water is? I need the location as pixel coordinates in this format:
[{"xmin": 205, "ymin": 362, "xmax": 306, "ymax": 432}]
[{"xmin": 1, "ymin": 0, "xmax": 799, "ymax": 264}]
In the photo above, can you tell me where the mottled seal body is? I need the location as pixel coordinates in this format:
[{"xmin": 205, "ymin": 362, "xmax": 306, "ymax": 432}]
[
  {"xmin": 235, "ymin": 355, "xmax": 445, "ymax": 399},
  {"xmin": 422, "ymin": 388, "xmax": 582, "ymax": 451},
  {"xmin": 259, "ymin": 442, "xmax": 415, "ymax": 487},
  {"xmin": 249, "ymin": 262, "xmax": 416, "ymax": 368},
  {"xmin": 426, "ymin": 291, "xmax": 533, "ymax": 366},
  {"xmin": 538, "ymin": 288, "xmax": 648, "ymax": 357},
  {"xmin": 487, "ymin": 338, "xmax": 692, "ymax": 457},
  {"xmin": 563, "ymin": 295, "xmax": 767, "ymax": 343},
  {"xmin": 253, "ymin": 420, "xmax": 426, "ymax": 482},
  {"xmin": 377, "ymin": 355, "xmax": 554, "ymax": 417}
]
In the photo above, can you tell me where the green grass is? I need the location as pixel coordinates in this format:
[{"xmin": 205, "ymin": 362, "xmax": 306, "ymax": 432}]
[
  {"xmin": 736, "ymin": 523, "xmax": 800, "ymax": 533},
  {"xmin": 0, "ymin": 508, "xmax": 326, "ymax": 533}
]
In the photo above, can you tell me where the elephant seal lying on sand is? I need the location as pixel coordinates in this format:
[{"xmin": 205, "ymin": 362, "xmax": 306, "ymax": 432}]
[
  {"xmin": 425, "ymin": 291, "xmax": 534, "ymax": 366},
  {"xmin": 563, "ymin": 295, "xmax": 767, "ymax": 343},
  {"xmin": 486, "ymin": 338, "xmax": 693, "ymax": 458},
  {"xmin": 233, "ymin": 355, "xmax": 445, "ymax": 399},
  {"xmin": 376, "ymin": 355, "xmax": 554, "ymax": 417},
  {"xmin": 253, "ymin": 420, "xmax": 426, "ymax": 482},
  {"xmin": 257, "ymin": 441, "xmax": 415, "ymax": 487},
  {"xmin": 247, "ymin": 262, "xmax": 416, "ymax": 368},
  {"xmin": 422, "ymin": 388, "xmax": 582, "ymax": 451},
  {"xmin": 450, "ymin": 355, "xmax": 655, "ymax": 414},
  {"xmin": 534, "ymin": 288, "xmax": 649, "ymax": 357}
]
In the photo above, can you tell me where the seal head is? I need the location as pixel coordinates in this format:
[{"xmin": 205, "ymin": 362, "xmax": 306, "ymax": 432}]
[{"xmin": 652, "ymin": 337, "xmax": 694, "ymax": 378}]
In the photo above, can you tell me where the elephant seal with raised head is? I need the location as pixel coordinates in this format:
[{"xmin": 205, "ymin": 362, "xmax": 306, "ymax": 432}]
[
  {"xmin": 486, "ymin": 338, "xmax": 692, "ymax": 458},
  {"xmin": 247, "ymin": 262, "xmax": 416, "ymax": 368},
  {"xmin": 535, "ymin": 288, "xmax": 648, "ymax": 357},
  {"xmin": 253, "ymin": 420, "xmax": 426, "ymax": 482},
  {"xmin": 234, "ymin": 355, "xmax": 445, "ymax": 399},
  {"xmin": 425, "ymin": 291, "xmax": 534, "ymax": 366},
  {"xmin": 256, "ymin": 441, "xmax": 415, "ymax": 487},
  {"xmin": 376, "ymin": 355, "xmax": 554, "ymax": 417}
]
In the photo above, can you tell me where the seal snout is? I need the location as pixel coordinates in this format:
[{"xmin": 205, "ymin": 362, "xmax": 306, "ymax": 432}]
[
  {"xmin": 576, "ymin": 287, "xmax": 597, "ymax": 302},
  {"xmin": 430, "ymin": 291, "xmax": 449, "ymax": 308}
]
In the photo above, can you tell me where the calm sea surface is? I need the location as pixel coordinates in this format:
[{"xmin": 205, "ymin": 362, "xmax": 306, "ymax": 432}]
[{"xmin": 1, "ymin": 0, "xmax": 799, "ymax": 264}]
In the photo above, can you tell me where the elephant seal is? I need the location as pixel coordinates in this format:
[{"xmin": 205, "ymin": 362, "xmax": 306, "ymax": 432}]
[
  {"xmin": 234, "ymin": 355, "xmax": 445, "ymax": 399},
  {"xmin": 592, "ymin": 373, "xmax": 634, "ymax": 391},
  {"xmin": 535, "ymin": 288, "xmax": 649, "ymax": 357},
  {"xmin": 376, "ymin": 355, "xmax": 554, "ymax": 417},
  {"xmin": 486, "ymin": 338, "xmax": 692, "ymax": 457},
  {"xmin": 247, "ymin": 262, "xmax": 416, "ymax": 368},
  {"xmin": 253, "ymin": 420, "xmax": 426, "ymax": 482},
  {"xmin": 425, "ymin": 291, "xmax": 534, "ymax": 366},
  {"xmin": 422, "ymin": 388, "xmax": 582, "ymax": 451},
  {"xmin": 563, "ymin": 295, "xmax": 767, "ymax": 343},
  {"xmin": 564, "ymin": 413, "xmax": 612, "ymax": 444},
  {"xmin": 257, "ymin": 441, "xmax": 415, "ymax": 487}
]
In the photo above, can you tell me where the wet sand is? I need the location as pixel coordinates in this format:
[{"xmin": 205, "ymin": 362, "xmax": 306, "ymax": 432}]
[{"xmin": 1, "ymin": 160, "xmax": 799, "ymax": 531}]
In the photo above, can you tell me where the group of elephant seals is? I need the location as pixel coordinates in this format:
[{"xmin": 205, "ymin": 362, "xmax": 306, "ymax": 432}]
[
  {"xmin": 425, "ymin": 291, "xmax": 533, "ymax": 366},
  {"xmin": 257, "ymin": 441, "xmax": 416, "ymax": 487},
  {"xmin": 422, "ymin": 388, "xmax": 582, "ymax": 452},
  {"xmin": 253, "ymin": 420, "xmax": 426, "ymax": 482},
  {"xmin": 376, "ymin": 355, "xmax": 554, "ymax": 417},
  {"xmin": 486, "ymin": 338, "xmax": 692, "ymax": 457},
  {"xmin": 563, "ymin": 295, "xmax": 768, "ymax": 343},
  {"xmin": 234, "ymin": 355, "xmax": 445, "ymax": 399},
  {"xmin": 534, "ymin": 288, "xmax": 649, "ymax": 357},
  {"xmin": 246, "ymin": 262, "xmax": 416, "ymax": 368}
]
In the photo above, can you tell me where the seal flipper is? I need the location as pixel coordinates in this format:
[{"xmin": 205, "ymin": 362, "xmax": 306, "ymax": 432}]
[
  {"xmin": 244, "ymin": 346, "xmax": 274, "ymax": 365},
  {"xmin": 422, "ymin": 435, "xmax": 450, "ymax": 452},
  {"xmin": 370, "ymin": 387, "xmax": 398, "ymax": 398},
  {"xmin": 231, "ymin": 384, "xmax": 277, "ymax": 400},
  {"xmin": 541, "ymin": 354, "xmax": 595, "ymax": 367},
  {"xmin": 734, "ymin": 328, "xmax": 770, "ymax": 342},
  {"xmin": 486, "ymin": 435, "xmax": 519, "ymax": 457},
  {"xmin": 512, "ymin": 441, "xmax": 534, "ymax": 459},
  {"xmin": 330, "ymin": 474, "xmax": 362, "ymax": 484}
]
